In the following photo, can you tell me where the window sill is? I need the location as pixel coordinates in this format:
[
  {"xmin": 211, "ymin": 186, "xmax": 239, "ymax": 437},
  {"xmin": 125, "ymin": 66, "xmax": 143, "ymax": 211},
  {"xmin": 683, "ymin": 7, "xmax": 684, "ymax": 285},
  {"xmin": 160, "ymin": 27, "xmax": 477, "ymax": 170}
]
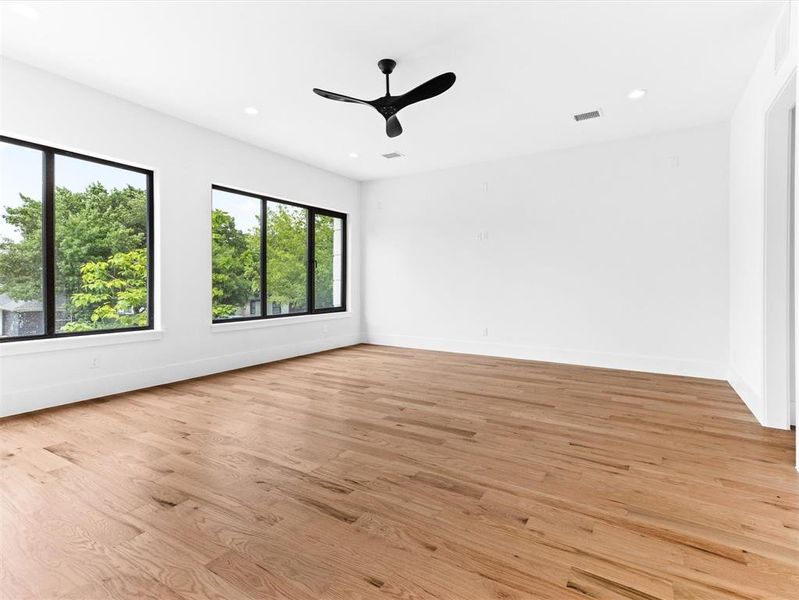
[
  {"xmin": 0, "ymin": 329, "xmax": 163, "ymax": 357},
  {"xmin": 210, "ymin": 311, "xmax": 352, "ymax": 333}
]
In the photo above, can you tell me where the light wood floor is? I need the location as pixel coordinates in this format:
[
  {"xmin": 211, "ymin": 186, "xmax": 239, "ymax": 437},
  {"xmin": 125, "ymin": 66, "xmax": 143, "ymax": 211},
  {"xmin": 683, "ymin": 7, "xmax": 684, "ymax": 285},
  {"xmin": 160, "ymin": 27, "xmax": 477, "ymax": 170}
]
[{"xmin": 1, "ymin": 345, "xmax": 797, "ymax": 599}]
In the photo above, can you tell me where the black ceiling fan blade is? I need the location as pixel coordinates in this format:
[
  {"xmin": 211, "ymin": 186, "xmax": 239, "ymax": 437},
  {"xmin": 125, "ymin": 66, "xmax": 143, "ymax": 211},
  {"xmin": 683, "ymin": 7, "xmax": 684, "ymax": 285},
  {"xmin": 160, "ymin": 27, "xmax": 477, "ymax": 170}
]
[
  {"xmin": 312, "ymin": 88, "xmax": 370, "ymax": 105},
  {"xmin": 386, "ymin": 115, "xmax": 403, "ymax": 137},
  {"xmin": 394, "ymin": 72, "xmax": 456, "ymax": 111}
]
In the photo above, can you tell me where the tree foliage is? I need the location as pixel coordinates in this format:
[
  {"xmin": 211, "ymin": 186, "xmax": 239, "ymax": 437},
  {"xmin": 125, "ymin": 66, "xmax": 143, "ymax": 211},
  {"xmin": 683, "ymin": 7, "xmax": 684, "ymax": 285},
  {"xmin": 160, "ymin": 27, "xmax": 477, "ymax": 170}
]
[
  {"xmin": 55, "ymin": 183, "xmax": 146, "ymax": 301},
  {"xmin": 265, "ymin": 204, "xmax": 307, "ymax": 311},
  {"xmin": 0, "ymin": 198, "xmax": 43, "ymax": 302},
  {"xmin": 0, "ymin": 183, "xmax": 148, "ymax": 331},
  {"xmin": 211, "ymin": 209, "xmax": 258, "ymax": 317},
  {"xmin": 211, "ymin": 203, "xmax": 316, "ymax": 317},
  {"xmin": 314, "ymin": 214, "xmax": 336, "ymax": 309},
  {"xmin": 60, "ymin": 249, "xmax": 148, "ymax": 332},
  {"xmin": 1, "ymin": 183, "xmax": 339, "ymax": 329}
]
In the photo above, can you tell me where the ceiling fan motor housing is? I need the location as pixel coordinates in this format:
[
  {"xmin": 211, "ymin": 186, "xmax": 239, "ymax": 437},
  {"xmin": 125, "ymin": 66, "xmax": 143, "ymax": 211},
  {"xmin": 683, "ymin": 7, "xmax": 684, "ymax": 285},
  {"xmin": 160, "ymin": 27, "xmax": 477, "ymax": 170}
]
[{"xmin": 378, "ymin": 58, "xmax": 396, "ymax": 75}]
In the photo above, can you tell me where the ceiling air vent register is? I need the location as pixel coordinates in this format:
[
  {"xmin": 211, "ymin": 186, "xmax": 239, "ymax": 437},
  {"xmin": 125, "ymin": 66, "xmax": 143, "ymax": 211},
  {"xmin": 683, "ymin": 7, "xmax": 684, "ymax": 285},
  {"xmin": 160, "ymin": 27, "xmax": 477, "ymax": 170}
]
[
  {"xmin": 382, "ymin": 152, "xmax": 403, "ymax": 159},
  {"xmin": 573, "ymin": 110, "xmax": 602, "ymax": 122}
]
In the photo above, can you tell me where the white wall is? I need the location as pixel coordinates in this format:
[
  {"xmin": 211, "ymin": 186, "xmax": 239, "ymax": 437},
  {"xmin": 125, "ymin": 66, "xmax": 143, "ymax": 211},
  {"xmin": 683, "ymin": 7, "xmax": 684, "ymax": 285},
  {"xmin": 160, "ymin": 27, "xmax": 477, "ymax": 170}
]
[
  {"xmin": 361, "ymin": 123, "xmax": 730, "ymax": 379},
  {"xmin": 0, "ymin": 58, "xmax": 361, "ymax": 417},
  {"xmin": 795, "ymin": 0, "xmax": 799, "ymax": 469},
  {"xmin": 728, "ymin": 1, "xmax": 797, "ymax": 427}
]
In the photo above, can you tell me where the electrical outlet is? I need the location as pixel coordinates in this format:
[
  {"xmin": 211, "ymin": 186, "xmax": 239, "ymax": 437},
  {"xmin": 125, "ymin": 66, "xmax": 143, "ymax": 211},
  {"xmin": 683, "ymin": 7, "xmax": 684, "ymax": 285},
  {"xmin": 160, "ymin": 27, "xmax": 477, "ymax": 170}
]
[
  {"xmin": 482, "ymin": 327, "xmax": 489, "ymax": 337},
  {"xmin": 89, "ymin": 357, "xmax": 99, "ymax": 369}
]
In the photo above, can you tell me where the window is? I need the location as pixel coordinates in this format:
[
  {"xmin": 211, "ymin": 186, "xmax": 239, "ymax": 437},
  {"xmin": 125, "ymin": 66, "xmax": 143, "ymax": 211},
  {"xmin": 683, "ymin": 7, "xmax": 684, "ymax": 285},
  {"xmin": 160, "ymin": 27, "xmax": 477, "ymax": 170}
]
[
  {"xmin": 266, "ymin": 201, "xmax": 307, "ymax": 315},
  {"xmin": 0, "ymin": 142, "xmax": 45, "ymax": 338},
  {"xmin": 210, "ymin": 188, "xmax": 261, "ymax": 320},
  {"xmin": 314, "ymin": 213, "xmax": 344, "ymax": 310},
  {"xmin": 0, "ymin": 136, "xmax": 154, "ymax": 342},
  {"xmin": 211, "ymin": 185, "xmax": 346, "ymax": 322}
]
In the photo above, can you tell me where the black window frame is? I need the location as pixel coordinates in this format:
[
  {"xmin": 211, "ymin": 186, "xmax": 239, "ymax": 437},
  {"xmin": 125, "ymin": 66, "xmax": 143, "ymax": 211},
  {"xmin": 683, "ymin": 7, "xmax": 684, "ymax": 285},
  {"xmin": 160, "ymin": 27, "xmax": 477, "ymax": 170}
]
[
  {"xmin": 0, "ymin": 135, "xmax": 155, "ymax": 343},
  {"xmin": 211, "ymin": 184, "xmax": 347, "ymax": 323}
]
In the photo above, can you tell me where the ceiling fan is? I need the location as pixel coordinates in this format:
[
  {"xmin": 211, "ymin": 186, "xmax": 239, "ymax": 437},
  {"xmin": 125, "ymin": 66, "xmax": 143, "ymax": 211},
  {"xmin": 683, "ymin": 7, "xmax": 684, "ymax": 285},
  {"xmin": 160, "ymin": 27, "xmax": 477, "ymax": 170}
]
[{"xmin": 313, "ymin": 59, "xmax": 456, "ymax": 138}]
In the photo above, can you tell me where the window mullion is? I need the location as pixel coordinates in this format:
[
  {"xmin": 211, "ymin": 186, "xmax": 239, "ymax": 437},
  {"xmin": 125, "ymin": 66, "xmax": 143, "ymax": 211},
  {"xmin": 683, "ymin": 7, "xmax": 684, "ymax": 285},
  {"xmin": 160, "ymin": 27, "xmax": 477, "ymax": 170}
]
[
  {"xmin": 342, "ymin": 214, "xmax": 347, "ymax": 312},
  {"xmin": 260, "ymin": 198, "xmax": 267, "ymax": 317},
  {"xmin": 308, "ymin": 208, "xmax": 315, "ymax": 313},
  {"xmin": 43, "ymin": 150, "xmax": 56, "ymax": 336},
  {"xmin": 146, "ymin": 172, "xmax": 155, "ymax": 329}
]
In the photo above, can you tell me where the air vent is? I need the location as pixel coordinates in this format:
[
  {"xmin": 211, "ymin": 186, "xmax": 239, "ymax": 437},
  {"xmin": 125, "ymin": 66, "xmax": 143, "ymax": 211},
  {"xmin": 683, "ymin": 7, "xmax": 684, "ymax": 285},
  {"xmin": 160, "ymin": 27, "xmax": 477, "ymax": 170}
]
[
  {"xmin": 573, "ymin": 110, "xmax": 602, "ymax": 122},
  {"xmin": 382, "ymin": 152, "xmax": 403, "ymax": 159}
]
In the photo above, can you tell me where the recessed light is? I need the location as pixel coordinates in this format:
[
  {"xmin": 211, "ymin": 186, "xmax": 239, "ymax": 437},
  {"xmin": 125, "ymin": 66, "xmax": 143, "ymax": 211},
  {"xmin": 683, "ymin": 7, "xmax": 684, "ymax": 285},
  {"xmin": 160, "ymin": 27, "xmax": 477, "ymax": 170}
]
[
  {"xmin": 627, "ymin": 88, "xmax": 647, "ymax": 100},
  {"xmin": 348, "ymin": 153, "xmax": 359, "ymax": 158},
  {"xmin": 243, "ymin": 106, "xmax": 259, "ymax": 115},
  {"xmin": 8, "ymin": 2, "xmax": 38, "ymax": 19}
]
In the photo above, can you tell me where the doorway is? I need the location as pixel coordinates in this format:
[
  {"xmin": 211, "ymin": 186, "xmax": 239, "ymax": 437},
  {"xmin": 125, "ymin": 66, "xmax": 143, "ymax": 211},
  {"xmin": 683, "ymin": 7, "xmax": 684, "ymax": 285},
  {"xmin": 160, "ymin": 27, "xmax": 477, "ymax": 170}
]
[
  {"xmin": 763, "ymin": 73, "xmax": 796, "ymax": 432},
  {"xmin": 790, "ymin": 104, "xmax": 796, "ymax": 432}
]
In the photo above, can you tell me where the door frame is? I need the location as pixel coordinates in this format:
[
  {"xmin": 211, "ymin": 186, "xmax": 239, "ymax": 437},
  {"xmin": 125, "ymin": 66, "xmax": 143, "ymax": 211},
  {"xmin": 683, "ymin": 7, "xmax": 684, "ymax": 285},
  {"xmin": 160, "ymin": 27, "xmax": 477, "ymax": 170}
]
[{"xmin": 763, "ymin": 71, "xmax": 796, "ymax": 430}]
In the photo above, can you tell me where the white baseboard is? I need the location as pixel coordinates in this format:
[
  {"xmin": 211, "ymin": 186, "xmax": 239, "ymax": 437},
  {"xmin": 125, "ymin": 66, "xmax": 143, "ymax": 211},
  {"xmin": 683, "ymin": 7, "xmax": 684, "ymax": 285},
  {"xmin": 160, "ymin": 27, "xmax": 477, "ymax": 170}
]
[
  {"xmin": 1, "ymin": 333, "xmax": 361, "ymax": 418},
  {"xmin": 364, "ymin": 333, "xmax": 727, "ymax": 380},
  {"xmin": 726, "ymin": 367, "xmax": 765, "ymax": 426}
]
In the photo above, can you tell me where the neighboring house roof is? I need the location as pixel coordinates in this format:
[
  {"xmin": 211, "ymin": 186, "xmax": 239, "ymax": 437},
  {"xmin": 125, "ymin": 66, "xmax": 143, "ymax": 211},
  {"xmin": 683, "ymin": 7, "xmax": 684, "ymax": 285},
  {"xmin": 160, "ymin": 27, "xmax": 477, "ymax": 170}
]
[
  {"xmin": 0, "ymin": 294, "xmax": 43, "ymax": 313},
  {"xmin": 0, "ymin": 294, "xmax": 66, "ymax": 312}
]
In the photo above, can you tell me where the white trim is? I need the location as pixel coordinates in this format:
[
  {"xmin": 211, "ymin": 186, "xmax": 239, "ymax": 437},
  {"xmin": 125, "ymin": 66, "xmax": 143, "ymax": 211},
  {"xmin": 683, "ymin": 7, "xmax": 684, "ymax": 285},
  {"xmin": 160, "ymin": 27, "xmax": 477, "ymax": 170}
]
[
  {"xmin": 727, "ymin": 367, "xmax": 765, "ymax": 425},
  {"xmin": 762, "ymin": 70, "xmax": 796, "ymax": 430},
  {"xmin": 364, "ymin": 333, "xmax": 726, "ymax": 380},
  {"xmin": 0, "ymin": 329, "xmax": 163, "ymax": 357},
  {"xmin": 211, "ymin": 179, "xmax": 350, "ymax": 215},
  {"xmin": 210, "ymin": 311, "xmax": 352, "ymax": 333},
  {"xmin": 0, "ymin": 129, "xmax": 158, "ymax": 174},
  {"xmin": 0, "ymin": 333, "xmax": 360, "ymax": 418},
  {"xmin": 0, "ymin": 131, "xmax": 165, "ymax": 358}
]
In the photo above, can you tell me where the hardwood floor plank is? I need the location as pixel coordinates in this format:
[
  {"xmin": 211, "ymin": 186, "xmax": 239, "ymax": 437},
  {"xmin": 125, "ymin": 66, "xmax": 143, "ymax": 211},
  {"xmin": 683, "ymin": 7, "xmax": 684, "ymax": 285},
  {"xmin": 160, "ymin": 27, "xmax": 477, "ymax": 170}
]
[{"xmin": 0, "ymin": 344, "xmax": 796, "ymax": 599}]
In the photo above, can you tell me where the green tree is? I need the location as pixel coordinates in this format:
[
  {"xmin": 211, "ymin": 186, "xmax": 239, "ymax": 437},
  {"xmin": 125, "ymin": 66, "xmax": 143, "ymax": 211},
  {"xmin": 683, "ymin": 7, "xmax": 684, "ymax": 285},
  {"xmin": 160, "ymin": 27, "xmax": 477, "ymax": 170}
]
[
  {"xmin": 60, "ymin": 249, "xmax": 148, "ymax": 332},
  {"xmin": 266, "ymin": 204, "xmax": 307, "ymax": 311},
  {"xmin": 211, "ymin": 209, "xmax": 259, "ymax": 318},
  {"xmin": 55, "ymin": 183, "xmax": 146, "ymax": 303},
  {"xmin": 3, "ymin": 185, "xmax": 334, "ymax": 328},
  {"xmin": 0, "ymin": 183, "xmax": 148, "ymax": 330},
  {"xmin": 314, "ymin": 215, "xmax": 335, "ymax": 308},
  {"xmin": 212, "ymin": 204, "xmax": 309, "ymax": 317},
  {"xmin": 0, "ymin": 200, "xmax": 43, "ymax": 302}
]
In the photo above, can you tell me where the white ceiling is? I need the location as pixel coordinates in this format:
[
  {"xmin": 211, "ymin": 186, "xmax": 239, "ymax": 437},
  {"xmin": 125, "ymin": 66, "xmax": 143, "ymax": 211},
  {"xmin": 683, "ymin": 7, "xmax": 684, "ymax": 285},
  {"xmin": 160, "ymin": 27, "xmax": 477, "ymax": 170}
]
[{"xmin": 0, "ymin": 1, "xmax": 785, "ymax": 181}]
